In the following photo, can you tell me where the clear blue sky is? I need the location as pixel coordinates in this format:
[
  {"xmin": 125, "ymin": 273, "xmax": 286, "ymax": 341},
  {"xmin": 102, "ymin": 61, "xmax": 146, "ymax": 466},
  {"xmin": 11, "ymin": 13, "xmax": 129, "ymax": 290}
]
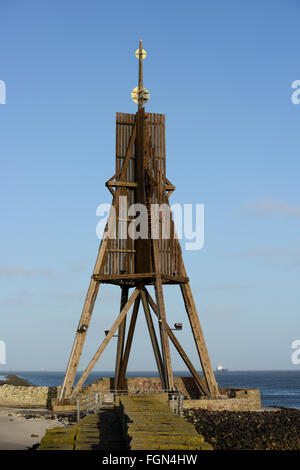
[{"xmin": 0, "ymin": 0, "xmax": 299, "ymax": 372}]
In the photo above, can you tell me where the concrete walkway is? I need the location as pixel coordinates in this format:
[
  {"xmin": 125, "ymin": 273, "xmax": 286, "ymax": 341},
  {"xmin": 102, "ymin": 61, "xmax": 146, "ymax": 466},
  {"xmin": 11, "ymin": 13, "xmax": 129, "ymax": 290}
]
[
  {"xmin": 39, "ymin": 394, "xmax": 212, "ymax": 450},
  {"xmin": 120, "ymin": 395, "xmax": 212, "ymax": 450},
  {"xmin": 38, "ymin": 409, "xmax": 126, "ymax": 450}
]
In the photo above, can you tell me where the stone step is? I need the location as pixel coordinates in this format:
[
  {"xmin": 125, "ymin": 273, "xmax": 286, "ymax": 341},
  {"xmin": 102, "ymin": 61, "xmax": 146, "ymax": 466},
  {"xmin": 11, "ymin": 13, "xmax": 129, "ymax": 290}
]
[{"xmin": 120, "ymin": 395, "xmax": 213, "ymax": 451}]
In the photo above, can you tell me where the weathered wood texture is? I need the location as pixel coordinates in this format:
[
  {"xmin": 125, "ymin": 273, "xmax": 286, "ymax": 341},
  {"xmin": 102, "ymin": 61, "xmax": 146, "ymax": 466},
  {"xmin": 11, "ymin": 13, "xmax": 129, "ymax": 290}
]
[
  {"xmin": 101, "ymin": 112, "xmax": 181, "ymax": 280},
  {"xmin": 60, "ymin": 104, "xmax": 219, "ymax": 400}
]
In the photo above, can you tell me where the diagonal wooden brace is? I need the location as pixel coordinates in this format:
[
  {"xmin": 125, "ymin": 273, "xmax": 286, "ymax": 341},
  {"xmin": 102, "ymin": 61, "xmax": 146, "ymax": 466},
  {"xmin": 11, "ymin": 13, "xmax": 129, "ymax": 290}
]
[
  {"xmin": 145, "ymin": 288, "xmax": 209, "ymax": 396},
  {"xmin": 70, "ymin": 288, "xmax": 140, "ymax": 398}
]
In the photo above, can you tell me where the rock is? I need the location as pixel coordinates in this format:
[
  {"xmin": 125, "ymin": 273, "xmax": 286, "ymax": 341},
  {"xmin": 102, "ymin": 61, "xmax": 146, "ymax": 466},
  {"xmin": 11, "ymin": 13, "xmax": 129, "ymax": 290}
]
[{"xmin": 183, "ymin": 407, "xmax": 300, "ymax": 450}]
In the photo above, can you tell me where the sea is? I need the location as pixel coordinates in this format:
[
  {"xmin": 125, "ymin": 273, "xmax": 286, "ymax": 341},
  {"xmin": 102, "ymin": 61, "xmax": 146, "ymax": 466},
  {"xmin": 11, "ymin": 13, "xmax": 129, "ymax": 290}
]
[{"xmin": 0, "ymin": 370, "xmax": 299, "ymax": 410}]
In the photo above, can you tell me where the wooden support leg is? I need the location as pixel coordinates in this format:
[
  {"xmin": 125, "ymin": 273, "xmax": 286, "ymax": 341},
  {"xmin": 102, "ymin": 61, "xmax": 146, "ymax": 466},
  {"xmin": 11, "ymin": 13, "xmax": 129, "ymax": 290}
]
[
  {"xmin": 152, "ymin": 241, "xmax": 174, "ymax": 390},
  {"xmin": 114, "ymin": 286, "xmax": 129, "ymax": 391},
  {"xmin": 71, "ymin": 288, "xmax": 140, "ymax": 398},
  {"xmin": 145, "ymin": 288, "xmax": 209, "ymax": 396},
  {"xmin": 140, "ymin": 288, "xmax": 167, "ymax": 390},
  {"xmin": 181, "ymin": 283, "xmax": 219, "ymax": 398},
  {"xmin": 60, "ymin": 200, "xmax": 118, "ymax": 400},
  {"xmin": 60, "ymin": 279, "xmax": 101, "ymax": 400},
  {"xmin": 60, "ymin": 125, "xmax": 137, "ymax": 400},
  {"xmin": 117, "ymin": 295, "xmax": 141, "ymax": 390}
]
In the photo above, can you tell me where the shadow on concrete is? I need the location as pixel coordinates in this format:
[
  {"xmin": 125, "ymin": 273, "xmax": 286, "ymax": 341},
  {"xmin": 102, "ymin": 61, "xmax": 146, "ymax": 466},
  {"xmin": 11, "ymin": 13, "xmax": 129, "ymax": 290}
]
[{"xmin": 90, "ymin": 409, "xmax": 127, "ymax": 451}]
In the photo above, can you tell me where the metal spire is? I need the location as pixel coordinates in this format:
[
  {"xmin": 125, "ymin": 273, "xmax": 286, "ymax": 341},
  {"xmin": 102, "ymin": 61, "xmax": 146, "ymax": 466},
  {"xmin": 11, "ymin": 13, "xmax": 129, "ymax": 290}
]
[{"xmin": 131, "ymin": 40, "xmax": 150, "ymax": 107}]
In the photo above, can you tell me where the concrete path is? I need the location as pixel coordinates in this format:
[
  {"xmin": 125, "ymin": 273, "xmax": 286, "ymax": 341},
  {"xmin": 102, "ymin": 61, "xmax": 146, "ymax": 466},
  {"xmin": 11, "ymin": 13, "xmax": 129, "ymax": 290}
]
[
  {"xmin": 120, "ymin": 394, "xmax": 212, "ymax": 450},
  {"xmin": 38, "ymin": 409, "xmax": 126, "ymax": 450}
]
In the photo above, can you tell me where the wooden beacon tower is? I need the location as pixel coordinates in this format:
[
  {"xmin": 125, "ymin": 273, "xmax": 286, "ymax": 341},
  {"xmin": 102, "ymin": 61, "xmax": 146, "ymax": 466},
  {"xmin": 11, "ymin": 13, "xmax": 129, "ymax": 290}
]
[{"xmin": 60, "ymin": 41, "xmax": 219, "ymax": 401}]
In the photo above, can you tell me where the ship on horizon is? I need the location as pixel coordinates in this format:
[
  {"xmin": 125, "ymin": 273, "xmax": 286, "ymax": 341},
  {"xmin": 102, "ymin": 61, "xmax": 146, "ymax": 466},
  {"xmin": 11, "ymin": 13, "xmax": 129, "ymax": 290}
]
[{"xmin": 216, "ymin": 364, "xmax": 228, "ymax": 372}]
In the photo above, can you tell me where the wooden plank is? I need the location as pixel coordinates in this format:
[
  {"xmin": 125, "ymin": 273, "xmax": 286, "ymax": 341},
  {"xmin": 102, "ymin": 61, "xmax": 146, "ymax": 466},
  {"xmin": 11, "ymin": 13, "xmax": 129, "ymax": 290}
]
[
  {"xmin": 116, "ymin": 154, "xmax": 136, "ymax": 159},
  {"xmin": 129, "ymin": 113, "xmax": 135, "ymax": 274},
  {"xmin": 59, "ymin": 279, "xmax": 101, "ymax": 399},
  {"xmin": 115, "ymin": 113, "xmax": 120, "ymax": 276},
  {"xmin": 117, "ymin": 295, "xmax": 140, "ymax": 389},
  {"xmin": 106, "ymin": 181, "xmax": 138, "ymax": 188},
  {"xmin": 71, "ymin": 288, "xmax": 140, "ymax": 398},
  {"xmin": 135, "ymin": 107, "xmax": 151, "ymax": 273},
  {"xmin": 152, "ymin": 240, "xmax": 174, "ymax": 390},
  {"xmin": 114, "ymin": 287, "xmax": 129, "ymax": 391},
  {"xmin": 125, "ymin": 113, "xmax": 130, "ymax": 274},
  {"xmin": 120, "ymin": 112, "xmax": 124, "ymax": 274},
  {"xmin": 180, "ymin": 282, "xmax": 219, "ymax": 398},
  {"xmin": 140, "ymin": 289, "xmax": 166, "ymax": 389},
  {"xmin": 144, "ymin": 113, "xmax": 152, "ymax": 270},
  {"xmin": 170, "ymin": 218, "xmax": 174, "ymax": 276},
  {"xmin": 116, "ymin": 121, "xmax": 135, "ymax": 126},
  {"xmin": 93, "ymin": 272, "xmax": 155, "ymax": 281},
  {"xmin": 161, "ymin": 116, "xmax": 167, "ymax": 275},
  {"xmin": 92, "ymin": 272, "xmax": 188, "ymax": 284},
  {"xmin": 107, "ymin": 249, "xmax": 136, "ymax": 253},
  {"xmin": 161, "ymin": 273, "xmax": 189, "ymax": 284}
]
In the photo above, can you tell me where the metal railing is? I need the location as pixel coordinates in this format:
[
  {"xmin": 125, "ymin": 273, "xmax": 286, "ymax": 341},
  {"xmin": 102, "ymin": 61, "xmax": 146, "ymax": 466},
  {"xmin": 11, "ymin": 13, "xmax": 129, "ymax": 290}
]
[
  {"xmin": 76, "ymin": 392, "xmax": 105, "ymax": 422},
  {"xmin": 170, "ymin": 392, "xmax": 184, "ymax": 415},
  {"xmin": 118, "ymin": 389, "xmax": 185, "ymax": 439},
  {"xmin": 116, "ymin": 389, "xmax": 184, "ymax": 415}
]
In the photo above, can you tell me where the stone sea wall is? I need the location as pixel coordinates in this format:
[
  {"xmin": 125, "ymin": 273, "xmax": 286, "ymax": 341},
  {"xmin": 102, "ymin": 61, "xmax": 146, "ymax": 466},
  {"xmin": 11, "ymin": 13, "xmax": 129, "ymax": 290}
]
[
  {"xmin": 184, "ymin": 389, "xmax": 261, "ymax": 411},
  {"xmin": 83, "ymin": 378, "xmax": 261, "ymax": 411},
  {"xmin": 84, "ymin": 376, "xmax": 206, "ymax": 399},
  {"xmin": 0, "ymin": 377, "xmax": 261, "ymax": 412},
  {"xmin": 0, "ymin": 384, "xmax": 60, "ymax": 408}
]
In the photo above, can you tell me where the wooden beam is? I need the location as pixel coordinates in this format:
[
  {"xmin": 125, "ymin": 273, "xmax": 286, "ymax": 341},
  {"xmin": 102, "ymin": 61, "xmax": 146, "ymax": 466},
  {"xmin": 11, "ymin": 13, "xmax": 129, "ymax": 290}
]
[
  {"xmin": 161, "ymin": 274, "xmax": 189, "ymax": 284},
  {"xmin": 60, "ymin": 201, "xmax": 118, "ymax": 399},
  {"xmin": 92, "ymin": 272, "xmax": 189, "ymax": 284},
  {"xmin": 71, "ymin": 288, "xmax": 140, "ymax": 398},
  {"xmin": 117, "ymin": 295, "xmax": 140, "ymax": 390},
  {"xmin": 114, "ymin": 286, "xmax": 129, "ymax": 391},
  {"xmin": 140, "ymin": 289, "xmax": 167, "ymax": 389},
  {"xmin": 60, "ymin": 124, "xmax": 137, "ymax": 400},
  {"xmin": 152, "ymin": 240, "xmax": 174, "ymax": 390},
  {"xmin": 145, "ymin": 288, "xmax": 209, "ymax": 396},
  {"xmin": 93, "ymin": 273, "xmax": 156, "ymax": 281},
  {"xmin": 181, "ymin": 282, "xmax": 219, "ymax": 398},
  {"xmin": 135, "ymin": 107, "xmax": 148, "ymax": 273},
  {"xmin": 106, "ymin": 181, "xmax": 138, "ymax": 188},
  {"xmin": 167, "ymin": 212, "xmax": 219, "ymax": 398},
  {"xmin": 107, "ymin": 249, "xmax": 136, "ymax": 253},
  {"xmin": 59, "ymin": 279, "xmax": 101, "ymax": 400}
]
